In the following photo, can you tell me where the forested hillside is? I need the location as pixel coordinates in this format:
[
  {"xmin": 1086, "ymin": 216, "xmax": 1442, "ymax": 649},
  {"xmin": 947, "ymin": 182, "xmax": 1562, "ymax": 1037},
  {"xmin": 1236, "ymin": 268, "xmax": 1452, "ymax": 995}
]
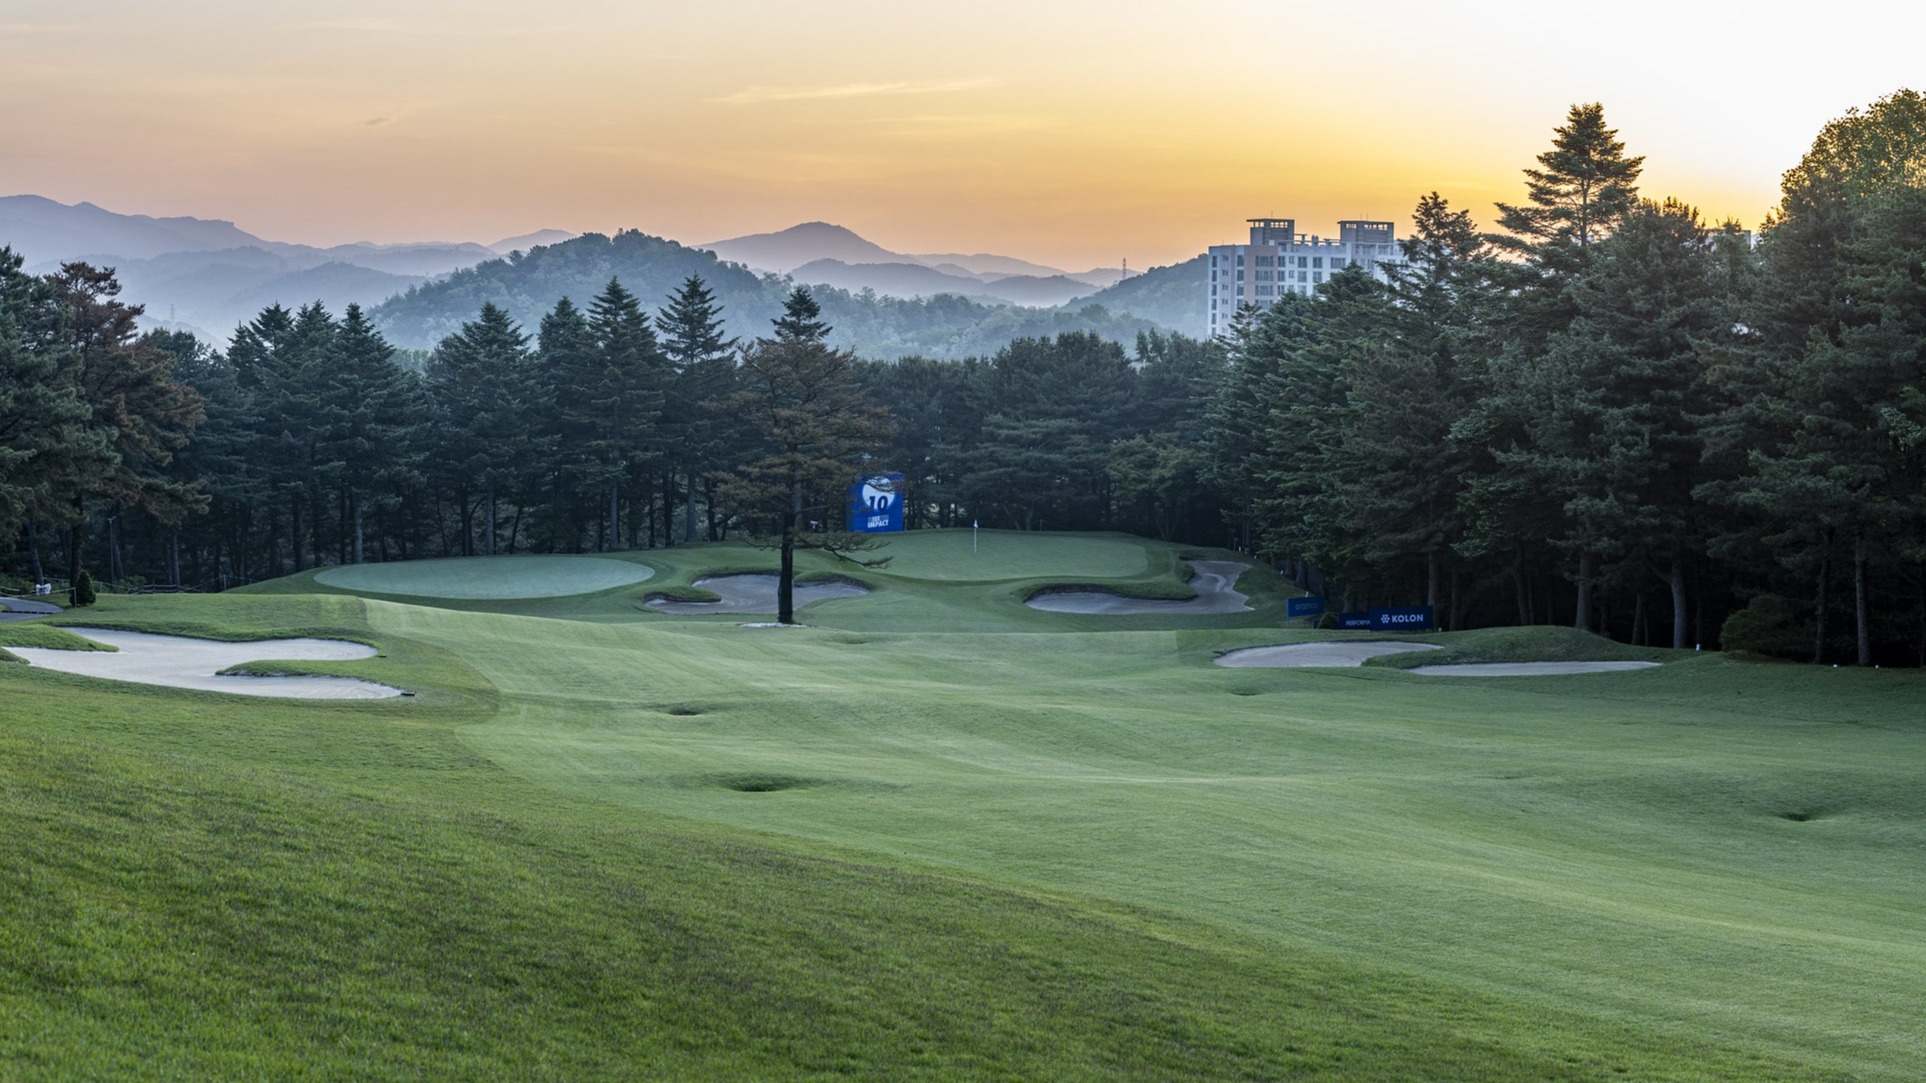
[{"xmin": 369, "ymin": 230, "xmax": 1176, "ymax": 359}]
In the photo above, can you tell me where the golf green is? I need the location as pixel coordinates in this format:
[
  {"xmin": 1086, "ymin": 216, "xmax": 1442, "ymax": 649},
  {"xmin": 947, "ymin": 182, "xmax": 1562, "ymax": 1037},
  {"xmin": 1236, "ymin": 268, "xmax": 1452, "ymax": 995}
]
[{"xmin": 313, "ymin": 554, "xmax": 654, "ymax": 599}]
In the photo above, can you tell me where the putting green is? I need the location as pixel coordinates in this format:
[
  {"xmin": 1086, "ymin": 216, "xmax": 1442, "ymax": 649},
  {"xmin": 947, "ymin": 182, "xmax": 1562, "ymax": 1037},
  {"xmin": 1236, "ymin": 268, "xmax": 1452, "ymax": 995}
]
[
  {"xmin": 863, "ymin": 528, "xmax": 1149, "ymax": 580},
  {"xmin": 314, "ymin": 555, "xmax": 653, "ymax": 599}
]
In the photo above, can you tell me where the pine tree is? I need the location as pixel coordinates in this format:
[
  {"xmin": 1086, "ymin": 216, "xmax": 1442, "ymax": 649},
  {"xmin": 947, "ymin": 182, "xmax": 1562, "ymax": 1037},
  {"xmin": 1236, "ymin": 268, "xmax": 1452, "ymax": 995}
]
[
  {"xmin": 1340, "ymin": 193, "xmax": 1491, "ymax": 617},
  {"xmin": 586, "ymin": 279, "xmax": 667, "ymax": 550},
  {"xmin": 720, "ymin": 287, "xmax": 889, "ymax": 623},
  {"xmin": 424, "ymin": 303, "xmax": 535, "ymax": 556},
  {"xmin": 655, "ymin": 275, "xmax": 739, "ymax": 542}
]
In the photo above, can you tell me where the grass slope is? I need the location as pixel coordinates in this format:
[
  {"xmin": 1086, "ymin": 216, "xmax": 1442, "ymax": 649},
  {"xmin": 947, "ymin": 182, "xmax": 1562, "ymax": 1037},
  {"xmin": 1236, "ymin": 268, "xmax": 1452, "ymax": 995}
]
[{"xmin": 3, "ymin": 531, "xmax": 1919, "ymax": 1079}]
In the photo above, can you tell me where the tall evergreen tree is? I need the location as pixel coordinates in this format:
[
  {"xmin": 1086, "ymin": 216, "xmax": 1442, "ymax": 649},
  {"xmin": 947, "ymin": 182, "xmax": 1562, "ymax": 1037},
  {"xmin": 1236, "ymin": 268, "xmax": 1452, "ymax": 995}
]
[
  {"xmin": 586, "ymin": 278, "xmax": 667, "ymax": 550},
  {"xmin": 655, "ymin": 275, "xmax": 739, "ymax": 542},
  {"xmin": 424, "ymin": 302, "xmax": 535, "ymax": 556},
  {"xmin": 720, "ymin": 287, "xmax": 889, "ymax": 623}
]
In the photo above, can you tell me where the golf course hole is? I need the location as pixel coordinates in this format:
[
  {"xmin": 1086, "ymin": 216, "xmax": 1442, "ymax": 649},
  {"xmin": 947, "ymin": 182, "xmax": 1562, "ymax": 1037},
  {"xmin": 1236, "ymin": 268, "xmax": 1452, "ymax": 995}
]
[
  {"xmin": 663, "ymin": 704, "xmax": 705, "ymax": 717},
  {"xmin": 721, "ymin": 774, "xmax": 816, "ymax": 793},
  {"xmin": 315, "ymin": 555, "xmax": 653, "ymax": 599}
]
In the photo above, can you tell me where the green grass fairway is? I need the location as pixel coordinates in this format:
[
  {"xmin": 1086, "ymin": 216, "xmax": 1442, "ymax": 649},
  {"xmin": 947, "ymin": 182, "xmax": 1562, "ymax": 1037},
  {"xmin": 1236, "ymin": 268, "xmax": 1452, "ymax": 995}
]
[
  {"xmin": 5, "ymin": 532, "xmax": 1922, "ymax": 1080},
  {"xmin": 312, "ymin": 554, "xmax": 654, "ymax": 599},
  {"xmin": 855, "ymin": 527, "xmax": 1151, "ymax": 580}
]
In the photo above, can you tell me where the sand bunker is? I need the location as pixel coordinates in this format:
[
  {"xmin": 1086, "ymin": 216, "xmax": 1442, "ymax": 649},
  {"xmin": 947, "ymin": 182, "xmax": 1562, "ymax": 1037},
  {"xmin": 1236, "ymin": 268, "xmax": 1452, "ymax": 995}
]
[
  {"xmin": 1215, "ymin": 641, "xmax": 1441, "ymax": 668},
  {"xmin": 1409, "ymin": 661, "xmax": 1662, "ymax": 677},
  {"xmin": 11, "ymin": 627, "xmax": 401, "ymax": 699},
  {"xmin": 645, "ymin": 575, "xmax": 869, "ymax": 615},
  {"xmin": 1026, "ymin": 560, "xmax": 1252, "ymax": 615},
  {"xmin": 315, "ymin": 555, "xmax": 653, "ymax": 600}
]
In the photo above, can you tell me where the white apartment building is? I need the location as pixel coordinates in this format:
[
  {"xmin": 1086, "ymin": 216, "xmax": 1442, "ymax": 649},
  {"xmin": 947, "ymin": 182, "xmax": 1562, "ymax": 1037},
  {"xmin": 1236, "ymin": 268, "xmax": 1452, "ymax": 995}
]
[{"xmin": 1205, "ymin": 218, "xmax": 1405, "ymax": 339}]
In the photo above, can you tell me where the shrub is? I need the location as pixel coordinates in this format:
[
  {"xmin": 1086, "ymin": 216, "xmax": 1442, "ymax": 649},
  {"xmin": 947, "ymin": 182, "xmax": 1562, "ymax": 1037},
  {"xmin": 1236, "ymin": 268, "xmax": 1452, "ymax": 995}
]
[
  {"xmin": 1719, "ymin": 594, "xmax": 1807, "ymax": 660},
  {"xmin": 1317, "ymin": 611, "xmax": 1339, "ymax": 631},
  {"xmin": 72, "ymin": 570, "xmax": 96, "ymax": 607}
]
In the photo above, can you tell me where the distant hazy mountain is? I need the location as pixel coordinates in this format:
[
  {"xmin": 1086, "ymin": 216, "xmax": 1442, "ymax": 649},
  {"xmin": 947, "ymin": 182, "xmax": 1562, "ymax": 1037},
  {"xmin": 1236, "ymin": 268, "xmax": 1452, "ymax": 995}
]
[
  {"xmin": 788, "ymin": 258, "xmax": 1099, "ymax": 307},
  {"xmin": 0, "ymin": 195, "xmax": 507, "ymax": 341},
  {"xmin": 487, "ymin": 229, "xmax": 578, "ymax": 255},
  {"xmin": 700, "ymin": 222, "xmax": 901, "ymax": 274},
  {"xmin": 910, "ymin": 251, "xmax": 1069, "ymax": 279},
  {"xmin": 371, "ymin": 229, "xmax": 1181, "ymax": 360},
  {"xmin": 0, "ymin": 193, "xmax": 268, "ymax": 263},
  {"xmin": 1056, "ymin": 254, "xmax": 1206, "ymax": 336}
]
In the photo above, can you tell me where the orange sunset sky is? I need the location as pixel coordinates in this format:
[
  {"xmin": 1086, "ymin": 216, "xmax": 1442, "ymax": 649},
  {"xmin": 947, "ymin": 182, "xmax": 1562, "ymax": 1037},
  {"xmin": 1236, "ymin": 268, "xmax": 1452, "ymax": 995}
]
[{"xmin": 3, "ymin": 0, "xmax": 1918, "ymax": 271}]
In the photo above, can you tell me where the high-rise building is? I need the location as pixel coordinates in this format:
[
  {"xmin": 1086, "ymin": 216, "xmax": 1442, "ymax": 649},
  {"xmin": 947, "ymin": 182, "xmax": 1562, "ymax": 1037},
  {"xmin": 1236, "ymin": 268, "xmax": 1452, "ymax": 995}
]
[{"xmin": 1205, "ymin": 218, "xmax": 1405, "ymax": 339}]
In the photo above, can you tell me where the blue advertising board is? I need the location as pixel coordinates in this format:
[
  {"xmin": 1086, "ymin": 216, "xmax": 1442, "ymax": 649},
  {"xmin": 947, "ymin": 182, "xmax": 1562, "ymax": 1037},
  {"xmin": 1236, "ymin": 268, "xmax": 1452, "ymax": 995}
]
[
  {"xmin": 1286, "ymin": 596, "xmax": 1326, "ymax": 619},
  {"xmin": 1336, "ymin": 612, "xmax": 1373, "ymax": 630},
  {"xmin": 848, "ymin": 473, "xmax": 905, "ymax": 533},
  {"xmin": 1370, "ymin": 606, "xmax": 1435, "ymax": 632}
]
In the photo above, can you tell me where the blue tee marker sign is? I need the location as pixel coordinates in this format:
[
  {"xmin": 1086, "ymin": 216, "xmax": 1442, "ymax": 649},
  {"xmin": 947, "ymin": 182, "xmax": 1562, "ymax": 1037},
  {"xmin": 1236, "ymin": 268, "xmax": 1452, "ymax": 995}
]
[{"xmin": 848, "ymin": 473, "xmax": 905, "ymax": 533}]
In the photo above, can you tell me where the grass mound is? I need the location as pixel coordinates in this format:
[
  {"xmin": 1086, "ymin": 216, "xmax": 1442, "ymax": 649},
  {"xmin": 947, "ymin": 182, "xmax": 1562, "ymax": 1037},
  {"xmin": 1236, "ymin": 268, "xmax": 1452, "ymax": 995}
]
[
  {"xmin": 312, "ymin": 554, "xmax": 654, "ymax": 600},
  {"xmin": 0, "ymin": 624, "xmax": 117, "ymax": 654},
  {"xmin": 1363, "ymin": 625, "xmax": 1675, "ymax": 669}
]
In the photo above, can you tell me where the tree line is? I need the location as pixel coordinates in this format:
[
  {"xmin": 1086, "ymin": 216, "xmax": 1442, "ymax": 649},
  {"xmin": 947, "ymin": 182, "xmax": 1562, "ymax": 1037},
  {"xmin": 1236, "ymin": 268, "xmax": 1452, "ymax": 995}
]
[
  {"xmin": 2, "ymin": 91, "xmax": 1921, "ymax": 662},
  {"xmin": 1209, "ymin": 93, "xmax": 1926, "ymax": 664}
]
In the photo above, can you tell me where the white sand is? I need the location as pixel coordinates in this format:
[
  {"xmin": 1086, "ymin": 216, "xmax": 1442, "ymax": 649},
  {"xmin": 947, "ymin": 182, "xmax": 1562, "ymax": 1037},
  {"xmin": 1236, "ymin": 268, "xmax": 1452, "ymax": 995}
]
[
  {"xmin": 645, "ymin": 575, "xmax": 869, "ymax": 615},
  {"xmin": 1408, "ymin": 661, "xmax": 1662, "ymax": 677},
  {"xmin": 11, "ymin": 627, "xmax": 402, "ymax": 699},
  {"xmin": 1214, "ymin": 641, "xmax": 1442, "ymax": 668},
  {"xmin": 1026, "ymin": 560, "xmax": 1252, "ymax": 615}
]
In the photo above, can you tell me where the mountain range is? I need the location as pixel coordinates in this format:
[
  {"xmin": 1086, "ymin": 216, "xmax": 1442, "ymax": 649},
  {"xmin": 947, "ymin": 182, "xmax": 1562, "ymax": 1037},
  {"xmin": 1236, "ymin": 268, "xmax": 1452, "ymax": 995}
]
[
  {"xmin": 0, "ymin": 195, "xmax": 575, "ymax": 339},
  {"xmin": 698, "ymin": 222, "xmax": 1133, "ymax": 306},
  {"xmin": 0, "ymin": 195, "xmax": 1205, "ymax": 352}
]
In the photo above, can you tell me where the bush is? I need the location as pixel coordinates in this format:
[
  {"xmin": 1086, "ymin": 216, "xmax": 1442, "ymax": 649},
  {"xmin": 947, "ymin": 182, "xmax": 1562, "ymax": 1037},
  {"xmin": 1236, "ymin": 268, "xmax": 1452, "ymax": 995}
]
[
  {"xmin": 72, "ymin": 569, "xmax": 96, "ymax": 607},
  {"xmin": 1719, "ymin": 594, "xmax": 1807, "ymax": 660},
  {"xmin": 1317, "ymin": 611, "xmax": 1339, "ymax": 631}
]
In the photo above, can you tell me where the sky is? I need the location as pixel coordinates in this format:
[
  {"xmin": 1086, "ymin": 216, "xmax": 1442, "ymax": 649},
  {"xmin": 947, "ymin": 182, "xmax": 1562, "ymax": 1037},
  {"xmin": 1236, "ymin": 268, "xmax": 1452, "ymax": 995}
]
[{"xmin": 2, "ymin": 0, "xmax": 1920, "ymax": 271}]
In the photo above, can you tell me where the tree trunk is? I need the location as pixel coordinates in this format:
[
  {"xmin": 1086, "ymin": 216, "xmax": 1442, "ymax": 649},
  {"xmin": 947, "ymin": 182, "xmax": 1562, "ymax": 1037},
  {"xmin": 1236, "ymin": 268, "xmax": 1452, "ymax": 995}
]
[
  {"xmin": 170, "ymin": 529, "xmax": 181, "ymax": 586},
  {"xmin": 353, "ymin": 496, "xmax": 365, "ymax": 564},
  {"xmin": 1632, "ymin": 592, "xmax": 1647, "ymax": 647},
  {"xmin": 684, "ymin": 466, "xmax": 699, "ymax": 543},
  {"xmin": 26, "ymin": 520, "xmax": 44, "ymax": 582},
  {"xmin": 65, "ymin": 516, "xmax": 82, "ymax": 605},
  {"xmin": 1513, "ymin": 547, "xmax": 1530, "ymax": 626},
  {"xmin": 291, "ymin": 496, "xmax": 305, "ymax": 572},
  {"xmin": 1574, "ymin": 551, "xmax": 1594, "ymax": 631},
  {"xmin": 1854, "ymin": 532, "xmax": 1871, "ymax": 666},
  {"xmin": 1813, "ymin": 531, "xmax": 1832, "ymax": 665},
  {"xmin": 608, "ymin": 482, "xmax": 620, "ymax": 552},
  {"xmin": 486, "ymin": 486, "xmax": 497, "ymax": 557},
  {"xmin": 1426, "ymin": 549, "xmax": 1440, "ymax": 610},
  {"xmin": 1668, "ymin": 552, "xmax": 1687, "ymax": 650},
  {"xmin": 778, "ymin": 481, "xmax": 801, "ymax": 624}
]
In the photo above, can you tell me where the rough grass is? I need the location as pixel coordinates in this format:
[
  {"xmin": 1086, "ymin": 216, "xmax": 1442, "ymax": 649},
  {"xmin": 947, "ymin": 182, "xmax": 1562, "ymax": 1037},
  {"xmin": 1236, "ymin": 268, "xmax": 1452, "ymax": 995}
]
[
  {"xmin": 3, "ymin": 534, "xmax": 1919, "ymax": 1079},
  {"xmin": 0, "ymin": 624, "xmax": 117, "ymax": 653}
]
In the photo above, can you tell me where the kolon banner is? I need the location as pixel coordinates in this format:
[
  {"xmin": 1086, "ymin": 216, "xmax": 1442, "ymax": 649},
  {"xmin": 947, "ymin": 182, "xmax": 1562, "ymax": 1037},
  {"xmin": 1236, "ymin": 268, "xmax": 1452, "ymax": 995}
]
[{"xmin": 848, "ymin": 473, "xmax": 905, "ymax": 533}]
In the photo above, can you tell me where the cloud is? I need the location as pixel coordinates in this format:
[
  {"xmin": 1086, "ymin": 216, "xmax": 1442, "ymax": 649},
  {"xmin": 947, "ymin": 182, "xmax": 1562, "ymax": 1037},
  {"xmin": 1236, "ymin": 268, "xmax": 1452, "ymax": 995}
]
[{"xmin": 708, "ymin": 78, "xmax": 993, "ymax": 106}]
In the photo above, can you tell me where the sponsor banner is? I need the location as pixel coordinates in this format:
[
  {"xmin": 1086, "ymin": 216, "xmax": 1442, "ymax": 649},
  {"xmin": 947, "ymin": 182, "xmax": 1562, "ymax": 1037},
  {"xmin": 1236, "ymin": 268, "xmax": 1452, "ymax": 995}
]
[
  {"xmin": 1286, "ymin": 596, "xmax": 1326, "ymax": 619},
  {"xmin": 1370, "ymin": 606, "xmax": 1435, "ymax": 632},
  {"xmin": 848, "ymin": 473, "xmax": 905, "ymax": 534},
  {"xmin": 1337, "ymin": 612, "xmax": 1373, "ymax": 630}
]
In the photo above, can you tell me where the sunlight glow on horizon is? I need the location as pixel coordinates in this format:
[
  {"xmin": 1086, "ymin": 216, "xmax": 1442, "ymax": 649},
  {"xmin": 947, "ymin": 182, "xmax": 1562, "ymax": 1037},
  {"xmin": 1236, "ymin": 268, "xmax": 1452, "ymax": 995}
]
[{"xmin": 2, "ymin": 1, "xmax": 1917, "ymax": 270}]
